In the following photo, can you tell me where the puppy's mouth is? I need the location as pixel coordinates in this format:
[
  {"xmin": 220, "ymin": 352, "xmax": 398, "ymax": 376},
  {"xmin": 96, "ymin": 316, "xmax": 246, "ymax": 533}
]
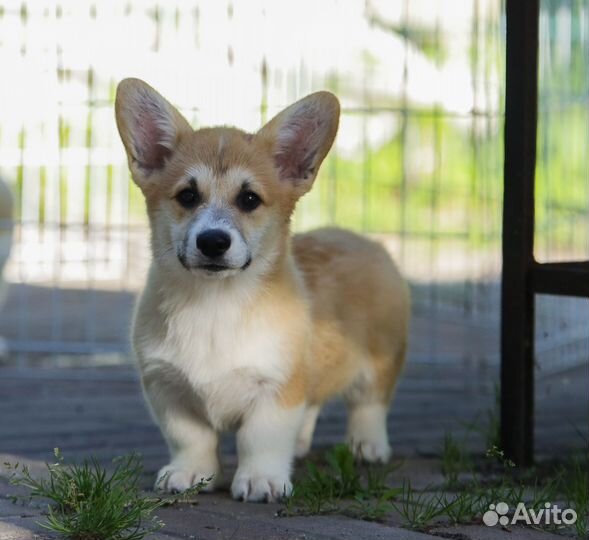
[
  {"xmin": 200, "ymin": 258, "xmax": 251, "ymax": 272},
  {"xmin": 177, "ymin": 247, "xmax": 252, "ymax": 274},
  {"xmin": 182, "ymin": 257, "xmax": 251, "ymax": 274},
  {"xmin": 200, "ymin": 263, "xmax": 230, "ymax": 273}
]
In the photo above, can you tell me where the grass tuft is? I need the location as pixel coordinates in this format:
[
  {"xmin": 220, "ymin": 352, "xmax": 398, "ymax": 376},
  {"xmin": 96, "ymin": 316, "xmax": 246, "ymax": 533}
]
[
  {"xmin": 282, "ymin": 444, "xmax": 402, "ymax": 520},
  {"xmin": 441, "ymin": 432, "xmax": 470, "ymax": 488},
  {"xmin": 562, "ymin": 454, "xmax": 589, "ymax": 539},
  {"xmin": 4, "ymin": 449, "xmax": 202, "ymax": 540},
  {"xmin": 283, "ymin": 431, "xmax": 587, "ymax": 538},
  {"xmin": 390, "ymin": 480, "xmax": 446, "ymax": 529}
]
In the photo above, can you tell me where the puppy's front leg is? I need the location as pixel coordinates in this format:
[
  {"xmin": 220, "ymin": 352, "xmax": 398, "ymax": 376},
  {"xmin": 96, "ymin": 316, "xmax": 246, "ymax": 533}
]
[
  {"xmin": 154, "ymin": 412, "xmax": 219, "ymax": 493},
  {"xmin": 231, "ymin": 399, "xmax": 305, "ymax": 502},
  {"xmin": 142, "ymin": 370, "xmax": 220, "ymax": 493}
]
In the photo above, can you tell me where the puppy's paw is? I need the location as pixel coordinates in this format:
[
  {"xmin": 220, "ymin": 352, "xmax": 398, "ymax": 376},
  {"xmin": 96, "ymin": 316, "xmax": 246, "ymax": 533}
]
[
  {"xmin": 231, "ymin": 470, "xmax": 292, "ymax": 502},
  {"xmin": 350, "ymin": 439, "xmax": 392, "ymax": 464},
  {"xmin": 347, "ymin": 403, "xmax": 391, "ymax": 463},
  {"xmin": 155, "ymin": 464, "xmax": 216, "ymax": 493}
]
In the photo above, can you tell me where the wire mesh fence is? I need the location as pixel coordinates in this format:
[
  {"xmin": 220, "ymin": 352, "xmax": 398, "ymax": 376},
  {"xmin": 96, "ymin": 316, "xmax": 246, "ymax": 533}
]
[
  {"xmin": 535, "ymin": 0, "xmax": 589, "ymax": 374},
  {"xmin": 0, "ymin": 0, "xmax": 586, "ymax": 374}
]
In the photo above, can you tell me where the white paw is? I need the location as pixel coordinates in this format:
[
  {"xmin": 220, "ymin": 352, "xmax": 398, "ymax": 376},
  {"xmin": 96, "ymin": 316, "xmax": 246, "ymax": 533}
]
[
  {"xmin": 231, "ymin": 470, "xmax": 292, "ymax": 502},
  {"xmin": 350, "ymin": 440, "xmax": 392, "ymax": 463},
  {"xmin": 155, "ymin": 464, "xmax": 216, "ymax": 493}
]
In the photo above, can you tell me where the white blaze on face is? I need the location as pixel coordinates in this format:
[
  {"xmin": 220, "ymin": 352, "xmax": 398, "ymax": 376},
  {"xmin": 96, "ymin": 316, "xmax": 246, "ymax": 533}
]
[{"xmin": 178, "ymin": 164, "xmax": 252, "ymax": 272}]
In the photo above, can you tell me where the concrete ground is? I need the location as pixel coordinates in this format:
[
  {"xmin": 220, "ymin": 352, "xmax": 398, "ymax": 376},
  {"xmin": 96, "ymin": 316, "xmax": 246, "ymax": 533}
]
[
  {"xmin": 0, "ymin": 358, "xmax": 586, "ymax": 540},
  {"xmin": 0, "ymin": 481, "xmax": 577, "ymax": 540}
]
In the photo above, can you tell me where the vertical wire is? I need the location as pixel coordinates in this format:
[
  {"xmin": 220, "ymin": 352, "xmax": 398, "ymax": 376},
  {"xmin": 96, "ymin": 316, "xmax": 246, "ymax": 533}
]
[
  {"xmin": 398, "ymin": 0, "xmax": 410, "ymax": 266},
  {"xmin": 466, "ymin": 0, "xmax": 480, "ymax": 322},
  {"xmin": 85, "ymin": 61, "xmax": 97, "ymax": 348},
  {"xmin": 50, "ymin": 1, "xmax": 63, "ymax": 349},
  {"xmin": 428, "ymin": 13, "xmax": 442, "ymax": 364},
  {"xmin": 327, "ymin": 72, "xmax": 339, "ymax": 226},
  {"xmin": 361, "ymin": 44, "xmax": 370, "ymax": 233},
  {"xmin": 17, "ymin": 5, "xmax": 28, "ymax": 365}
]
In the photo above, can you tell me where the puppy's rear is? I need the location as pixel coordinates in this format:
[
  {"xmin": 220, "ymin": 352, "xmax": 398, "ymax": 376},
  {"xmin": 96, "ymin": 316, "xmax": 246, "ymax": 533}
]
[{"xmin": 292, "ymin": 227, "xmax": 409, "ymax": 461}]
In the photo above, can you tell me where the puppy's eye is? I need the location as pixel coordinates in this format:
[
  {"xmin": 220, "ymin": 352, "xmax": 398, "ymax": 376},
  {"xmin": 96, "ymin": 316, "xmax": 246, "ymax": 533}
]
[
  {"xmin": 236, "ymin": 190, "xmax": 262, "ymax": 212},
  {"xmin": 176, "ymin": 189, "xmax": 200, "ymax": 209}
]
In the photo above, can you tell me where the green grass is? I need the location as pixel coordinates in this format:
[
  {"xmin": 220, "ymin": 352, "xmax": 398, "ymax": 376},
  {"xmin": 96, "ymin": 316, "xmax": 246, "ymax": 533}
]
[
  {"xmin": 4, "ymin": 449, "xmax": 208, "ymax": 540},
  {"xmin": 390, "ymin": 480, "xmax": 446, "ymax": 529},
  {"xmin": 282, "ymin": 437, "xmax": 588, "ymax": 538},
  {"xmin": 561, "ymin": 454, "xmax": 589, "ymax": 539},
  {"xmin": 281, "ymin": 321, "xmax": 586, "ymax": 534},
  {"xmin": 440, "ymin": 431, "xmax": 471, "ymax": 488},
  {"xmin": 3, "ymin": 442, "xmax": 586, "ymax": 538},
  {"xmin": 282, "ymin": 444, "xmax": 403, "ymax": 519},
  {"xmin": 438, "ymin": 441, "xmax": 587, "ymax": 537},
  {"xmin": 439, "ymin": 389, "xmax": 500, "ymax": 490}
]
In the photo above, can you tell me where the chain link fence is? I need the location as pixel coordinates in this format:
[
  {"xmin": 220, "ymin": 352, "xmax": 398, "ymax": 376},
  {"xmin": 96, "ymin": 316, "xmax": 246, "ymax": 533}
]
[{"xmin": 0, "ymin": 0, "xmax": 586, "ymax": 374}]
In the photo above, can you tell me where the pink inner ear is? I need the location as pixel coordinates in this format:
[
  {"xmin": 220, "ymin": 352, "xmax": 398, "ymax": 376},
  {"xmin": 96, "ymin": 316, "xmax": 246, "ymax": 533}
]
[
  {"xmin": 133, "ymin": 104, "xmax": 173, "ymax": 170},
  {"xmin": 275, "ymin": 110, "xmax": 322, "ymax": 182}
]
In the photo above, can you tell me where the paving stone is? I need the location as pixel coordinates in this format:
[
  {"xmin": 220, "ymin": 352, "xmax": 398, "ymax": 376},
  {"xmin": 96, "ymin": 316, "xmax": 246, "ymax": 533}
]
[
  {"xmin": 155, "ymin": 501, "xmax": 438, "ymax": 540},
  {"xmin": 430, "ymin": 524, "xmax": 572, "ymax": 540},
  {"xmin": 278, "ymin": 516, "xmax": 437, "ymax": 540},
  {"xmin": 0, "ymin": 362, "xmax": 586, "ymax": 540},
  {"xmin": 0, "ymin": 516, "xmax": 54, "ymax": 540},
  {"xmin": 1, "ymin": 363, "xmax": 586, "ymax": 464},
  {"xmin": 0, "ymin": 499, "xmax": 41, "ymax": 519}
]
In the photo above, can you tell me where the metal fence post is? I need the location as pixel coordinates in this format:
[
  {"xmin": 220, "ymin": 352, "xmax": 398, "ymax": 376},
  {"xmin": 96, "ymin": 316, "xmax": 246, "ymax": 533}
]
[{"xmin": 501, "ymin": 0, "xmax": 540, "ymax": 467}]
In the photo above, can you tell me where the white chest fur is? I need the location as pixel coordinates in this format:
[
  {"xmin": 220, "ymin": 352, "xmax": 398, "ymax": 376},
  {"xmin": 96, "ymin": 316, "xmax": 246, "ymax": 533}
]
[{"xmin": 135, "ymin": 274, "xmax": 295, "ymax": 429}]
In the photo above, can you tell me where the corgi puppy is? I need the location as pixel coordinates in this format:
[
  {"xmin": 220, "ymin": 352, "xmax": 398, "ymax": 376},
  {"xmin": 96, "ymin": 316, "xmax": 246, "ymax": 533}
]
[{"xmin": 115, "ymin": 79, "xmax": 410, "ymax": 502}]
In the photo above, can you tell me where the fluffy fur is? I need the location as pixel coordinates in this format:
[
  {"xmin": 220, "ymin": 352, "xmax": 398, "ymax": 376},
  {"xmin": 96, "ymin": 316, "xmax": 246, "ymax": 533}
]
[{"xmin": 115, "ymin": 79, "xmax": 410, "ymax": 502}]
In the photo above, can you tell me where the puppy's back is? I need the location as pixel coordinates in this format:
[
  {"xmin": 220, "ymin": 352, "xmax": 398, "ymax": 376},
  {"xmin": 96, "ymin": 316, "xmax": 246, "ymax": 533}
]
[{"xmin": 292, "ymin": 227, "xmax": 409, "ymax": 402}]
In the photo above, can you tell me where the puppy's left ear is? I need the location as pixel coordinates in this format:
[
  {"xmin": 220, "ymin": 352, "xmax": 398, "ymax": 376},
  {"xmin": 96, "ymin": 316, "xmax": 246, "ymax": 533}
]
[{"xmin": 257, "ymin": 92, "xmax": 340, "ymax": 197}]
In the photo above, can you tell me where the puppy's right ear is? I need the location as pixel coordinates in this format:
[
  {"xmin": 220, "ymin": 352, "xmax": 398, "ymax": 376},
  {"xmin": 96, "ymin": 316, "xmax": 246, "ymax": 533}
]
[{"xmin": 115, "ymin": 78, "xmax": 191, "ymax": 187}]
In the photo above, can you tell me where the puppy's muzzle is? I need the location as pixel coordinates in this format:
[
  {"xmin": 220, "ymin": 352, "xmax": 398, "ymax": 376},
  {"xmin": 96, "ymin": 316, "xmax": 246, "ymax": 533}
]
[{"xmin": 197, "ymin": 229, "xmax": 231, "ymax": 259}]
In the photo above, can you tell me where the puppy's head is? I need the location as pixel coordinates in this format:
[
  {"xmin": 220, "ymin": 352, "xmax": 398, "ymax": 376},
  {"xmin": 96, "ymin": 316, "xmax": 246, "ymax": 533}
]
[{"xmin": 115, "ymin": 78, "xmax": 339, "ymax": 279}]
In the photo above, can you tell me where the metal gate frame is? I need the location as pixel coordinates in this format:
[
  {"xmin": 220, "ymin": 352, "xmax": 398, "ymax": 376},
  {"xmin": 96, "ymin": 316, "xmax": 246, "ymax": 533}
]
[{"xmin": 501, "ymin": 0, "xmax": 589, "ymax": 466}]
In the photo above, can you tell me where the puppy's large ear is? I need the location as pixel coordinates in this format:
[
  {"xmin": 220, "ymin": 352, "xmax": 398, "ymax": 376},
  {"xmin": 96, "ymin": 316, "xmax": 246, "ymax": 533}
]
[
  {"xmin": 257, "ymin": 92, "xmax": 339, "ymax": 197},
  {"xmin": 115, "ymin": 78, "xmax": 192, "ymax": 187}
]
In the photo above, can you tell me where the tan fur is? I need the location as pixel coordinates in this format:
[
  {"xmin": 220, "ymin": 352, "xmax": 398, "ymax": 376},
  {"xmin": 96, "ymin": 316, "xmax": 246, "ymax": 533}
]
[
  {"xmin": 115, "ymin": 79, "xmax": 409, "ymax": 500},
  {"xmin": 290, "ymin": 228, "xmax": 409, "ymax": 404}
]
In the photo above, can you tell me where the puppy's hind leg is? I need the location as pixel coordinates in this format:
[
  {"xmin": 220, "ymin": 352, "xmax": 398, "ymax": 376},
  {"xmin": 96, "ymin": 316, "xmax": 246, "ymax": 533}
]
[
  {"xmin": 344, "ymin": 348, "xmax": 405, "ymax": 463},
  {"xmin": 346, "ymin": 400, "xmax": 391, "ymax": 463},
  {"xmin": 295, "ymin": 404, "xmax": 320, "ymax": 458}
]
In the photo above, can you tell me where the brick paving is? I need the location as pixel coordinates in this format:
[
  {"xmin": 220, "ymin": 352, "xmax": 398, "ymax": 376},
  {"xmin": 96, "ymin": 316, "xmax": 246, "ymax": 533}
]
[{"xmin": 0, "ymin": 355, "xmax": 586, "ymax": 539}]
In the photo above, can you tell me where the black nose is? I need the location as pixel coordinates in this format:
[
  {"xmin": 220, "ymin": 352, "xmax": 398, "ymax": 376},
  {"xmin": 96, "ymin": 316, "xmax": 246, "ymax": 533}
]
[{"xmin": 197, "ymin": 229, "xmax": 231, "ymax": 258}]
